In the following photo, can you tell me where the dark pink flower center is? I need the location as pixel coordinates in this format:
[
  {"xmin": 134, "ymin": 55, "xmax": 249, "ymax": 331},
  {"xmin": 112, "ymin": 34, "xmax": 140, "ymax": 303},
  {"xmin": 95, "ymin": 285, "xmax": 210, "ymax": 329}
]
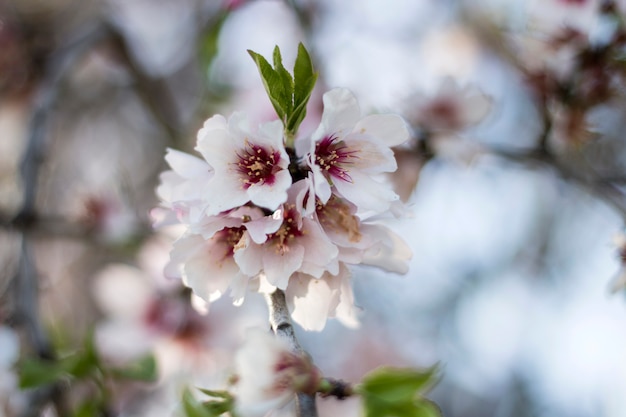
[
  {"xmin": 314, "ymin": 135, "xmax": 357, "ymax": 183},
  {"xmin": 215, "ymin": 226, "xmax": 246, "ymax": 259},
  {"xmin": 235, "ymin": 143, "xmax": 283, "ymax": 188},
  {"xmin": 268, "ymin": 204, "xmax": 303, "ymax": 255}
]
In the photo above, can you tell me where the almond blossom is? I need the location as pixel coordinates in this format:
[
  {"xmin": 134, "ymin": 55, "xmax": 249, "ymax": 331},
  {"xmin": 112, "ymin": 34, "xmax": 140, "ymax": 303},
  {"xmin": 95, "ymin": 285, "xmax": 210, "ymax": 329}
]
[
  {"xmin": 297, "ymin": 88, "xmax": 410, "ymax": 214},
  {"xmin": 233, "ymin": 329, "xmax": 320, "ymax": 417},
  {"xmin": 154, "ymin": 86, "xmax": 413, "ymax": 331},
  {"xmin": 195, "ymin": 113, "xmax": 292, "ymax": 215}
]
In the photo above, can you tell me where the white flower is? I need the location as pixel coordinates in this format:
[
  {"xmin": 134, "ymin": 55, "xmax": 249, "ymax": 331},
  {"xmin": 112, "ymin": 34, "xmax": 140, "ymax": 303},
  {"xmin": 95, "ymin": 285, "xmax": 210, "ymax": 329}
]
[
  {"xmin": 298, "ymin": 88, "xmax": 410, "ymax": 214},
  {"xmin": 233, "ymin": 180, "xmax": 339, "ymax": 290},
  {"xmin": 234, "ymin": 329, "xmax": 319, "ymax": 417},
  {"xmin": 165, "ymin": 206, "xmax": 283, "ymax": 305},
  {"xmin": 195, "ymin": 113, "xmax": 292, "ymax": 215}
]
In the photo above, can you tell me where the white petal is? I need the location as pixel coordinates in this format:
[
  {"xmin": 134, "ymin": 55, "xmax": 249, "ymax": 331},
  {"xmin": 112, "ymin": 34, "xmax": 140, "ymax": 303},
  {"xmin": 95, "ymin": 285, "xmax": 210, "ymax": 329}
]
[
  {"xmin": 344, "ymin": 134, "xmax": 397, "ymax": 173},
  {"xmin": 164, "ymin": 148, "xmax": 212, "ymax": 179},
  {"xmin": 360, "ymin": 224, "xmax": 412, "ymax": 273},
  {"xmin": 262, "ymin": 244, "xmax": 306, "ymax": 289},
  {"xmin": 286, "ymin": 274, "xmax": 333, "ymax": 331},
  {"xmin": 353, "ymin": 114, "xmax": 410, "ymax": 147},
  {"xmin": 333, "ymin": 171, "xmax": 399, "ymax": 214},
  {"xmin": 312, "ymin": 88, "xmax": 361, "ymax": 142}
]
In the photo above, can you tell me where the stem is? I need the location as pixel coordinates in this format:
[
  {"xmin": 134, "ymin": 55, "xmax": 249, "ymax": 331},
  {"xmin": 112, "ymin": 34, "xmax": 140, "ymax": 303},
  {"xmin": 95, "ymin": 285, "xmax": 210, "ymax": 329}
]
[{"xmin": 265, "ymin": 289, "xmax": 318, "ymax": 417}]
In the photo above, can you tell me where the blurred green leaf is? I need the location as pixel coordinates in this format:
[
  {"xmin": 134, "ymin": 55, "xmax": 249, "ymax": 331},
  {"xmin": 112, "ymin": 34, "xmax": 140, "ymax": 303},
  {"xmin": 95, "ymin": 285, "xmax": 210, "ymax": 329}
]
[
  {"xmin": 110, "ymin": 354, "xmax": 158, "ymax": 382},
  {"xmin": 72, "ymin": 399, "xmax": 101, "ymax": 417},
  {"xmin": 182, "ymin": 387, "xmax": 236, "ymax": 417},
  {"xmin": 19, "ymin": 357, "xmax": 68, "ymax": 388},
  {"xmin": 357, "ymin": 366, "xmax": 441, "ymax": 417}
]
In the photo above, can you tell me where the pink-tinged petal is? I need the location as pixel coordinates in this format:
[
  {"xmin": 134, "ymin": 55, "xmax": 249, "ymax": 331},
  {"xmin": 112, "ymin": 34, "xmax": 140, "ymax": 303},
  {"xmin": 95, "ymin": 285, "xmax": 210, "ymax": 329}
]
[
  {"xmin": 299, "ymin": 218, "xmax": 339, "ymax": 278},
  {"xmin": 262, "ymin": 244, "xmax": 306, "ymax": 289},
  {"xmin": 247, "ymin": 169, "xmax": 292, "ymax": 211},
  {"xmin": 310, "ymin": 162, "xmax": 332, "ymax": 204},
  {"xmin": 286, "ymin": 274, "xmax": 333, "ymax": 331},
  {"xmin": 164, "ymin": 148, "xmax": 212, "ymax": 179},
  {"xmin": 343, "ymin": 134, "xmax": 397, "ymax": 173},
  {"xmin": 333, "ymin": 171, "xmax": 399, "ymax": 214},
  {"xmin": 233, "ymin": 233, "xmax": 264, "ymax": 277},
  {"xmin": 360, "ymin": 224, "xmax": 412, "ymax": 274},
  {"xmin": 244, "ymin": 210, "xmax": 283, "ymax": 244},
  {"xmin": 353, "ymin": 114, "xmax": 410, "ymax": 147},
  {"xmin": 183, "ymin": 245, "xmax": 237, "ymax": 302},
  {"xmin": 312, "ymin": 88, "xmax": 361, "ymax": 142}
]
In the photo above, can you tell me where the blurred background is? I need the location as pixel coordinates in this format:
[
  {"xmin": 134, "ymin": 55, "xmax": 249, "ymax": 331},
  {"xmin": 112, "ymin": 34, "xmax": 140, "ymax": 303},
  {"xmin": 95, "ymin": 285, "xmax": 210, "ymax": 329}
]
[{"xmin": 2, "ymin": 0, "xmax": 626, "ymax": 416}]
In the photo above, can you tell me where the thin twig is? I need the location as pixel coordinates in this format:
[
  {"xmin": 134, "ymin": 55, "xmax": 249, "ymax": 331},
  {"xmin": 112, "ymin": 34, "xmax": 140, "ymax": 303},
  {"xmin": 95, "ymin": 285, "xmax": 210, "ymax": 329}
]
[{"xmin": 265, "ymin": 289, "xmax": 318, "ymax": 417}]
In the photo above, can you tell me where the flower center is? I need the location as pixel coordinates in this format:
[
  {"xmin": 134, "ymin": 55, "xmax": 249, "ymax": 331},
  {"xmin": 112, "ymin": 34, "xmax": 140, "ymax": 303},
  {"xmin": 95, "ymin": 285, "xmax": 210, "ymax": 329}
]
[
  {"xmin": 215, "ymin": 226, "xmax": 246, "ymax": 259},
  {"xmin": 316, "ymin": 196, "xmax": 361, "ymax": 243},
  {"xmin": 268, "ymin": 204, "xmax": 303, "ymax": 255},
  {"xmin": 314, "ymin": 135, "xmax": 356, "ymax": 182},
  {"xmin": 235, "ymin": 143, "xmax": 283, "ymax": 188}
]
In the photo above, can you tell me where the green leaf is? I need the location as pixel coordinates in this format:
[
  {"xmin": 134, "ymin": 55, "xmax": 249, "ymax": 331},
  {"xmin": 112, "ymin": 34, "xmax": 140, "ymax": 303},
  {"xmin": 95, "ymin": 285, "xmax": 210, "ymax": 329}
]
[
  {"xmin": 293, "ymin": 42, "xmax": 317, "ymax": 109},
  {"xmin": 248, "ymin": 49, "xmax": 287, "ymax": 122},
  {"xmin": 272, "ymin": 46, "xmax": 294, "ymax": 115},
  {"xmin": 197, "ymin": 388, "xmax": 233, "ymax": 399},
  {"xmin": 182, "ymin": 388, "xmax": 235, "ymax": 417},
  {"xmin": 182, "ymin": 388, "xmax": 214, "ymax": 417},
  {"xmin": 72, "ymin": 399, "xmax": 101, "ymax": 417},
  {"xmin": 110, "ymin": 354, "xmax": 158, "ymax": 382},
  {"xmin": 357, "ymin": 366, "xmax": 441, "ymax": 417},
  {"xmin": 18, "ymin": 357, "xmax": 68, "ymax": 388},
  {"xmin": 248, "ymin": 44, "xmax": 318, "ymax": 140}
]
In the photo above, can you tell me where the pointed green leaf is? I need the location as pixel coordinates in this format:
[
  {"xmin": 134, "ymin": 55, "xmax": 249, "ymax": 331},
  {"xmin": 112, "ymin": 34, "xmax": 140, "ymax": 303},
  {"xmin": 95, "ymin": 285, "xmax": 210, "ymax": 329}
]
[
  {"xmin": 357, "ymin": 366, "xmax": 441, "ymax": 417},
  {"xmin": 272, "ymin": 46, "xmax": 294, "ymax": 115},
  {"xmin": 293, "ymin": 43, "xmax": 317, "ymax": 107},
  {"xmin": 247, "ymin": 50, "xmax": 287, "ymax": 121}
]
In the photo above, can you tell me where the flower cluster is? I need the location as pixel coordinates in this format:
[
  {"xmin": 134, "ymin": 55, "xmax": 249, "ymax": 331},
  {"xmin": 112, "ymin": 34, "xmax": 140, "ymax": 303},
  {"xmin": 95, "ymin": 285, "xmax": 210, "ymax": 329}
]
[{"xmin": 155, "ymin": 87, "xmax": 411, "ymax": 330}]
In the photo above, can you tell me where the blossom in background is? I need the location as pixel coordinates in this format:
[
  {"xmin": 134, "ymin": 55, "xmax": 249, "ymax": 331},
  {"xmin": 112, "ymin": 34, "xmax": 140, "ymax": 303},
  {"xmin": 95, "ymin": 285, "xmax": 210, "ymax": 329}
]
[
  {"xmin": 298, "ymin": 88, "xmax": 410, "ymax": 214},
  {"xmin": 407, "ymin": 77, "xmax": 492, "ymax": 136},
  {"xmin": 155, "ymin": 87, "xmax": 412, "ymax": 331},
  {"xmin": 233, "ymin": 329, "xmax": 320, "ymax": 417}
]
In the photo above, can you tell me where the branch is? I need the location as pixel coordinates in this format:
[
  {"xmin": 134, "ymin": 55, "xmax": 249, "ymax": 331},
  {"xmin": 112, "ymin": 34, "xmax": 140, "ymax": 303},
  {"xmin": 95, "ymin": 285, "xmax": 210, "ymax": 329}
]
[{"xmin": 265, "ymin": 289, "xmax": 318, "ymax": 417}]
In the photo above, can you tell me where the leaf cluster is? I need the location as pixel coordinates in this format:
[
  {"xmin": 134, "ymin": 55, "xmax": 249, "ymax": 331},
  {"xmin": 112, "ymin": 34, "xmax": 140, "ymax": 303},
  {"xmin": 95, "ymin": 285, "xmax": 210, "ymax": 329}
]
[{"xmin": 248, "ymin": 43, "xmax": 318, "ymax": 141}]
